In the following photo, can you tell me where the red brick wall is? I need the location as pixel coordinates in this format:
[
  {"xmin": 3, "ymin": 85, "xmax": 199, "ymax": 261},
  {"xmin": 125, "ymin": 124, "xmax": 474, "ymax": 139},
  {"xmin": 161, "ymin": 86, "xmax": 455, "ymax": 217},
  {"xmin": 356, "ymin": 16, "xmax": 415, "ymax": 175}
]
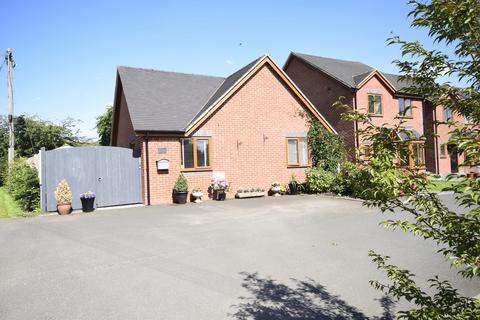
[
  {"xmin": 356, "ymin": 75, "xmax": 424, "ymax": 136},
  {"xmin": 113, "ymin": 87, "xmax": 136, "ymax": 149},
  {"xmin": 140, "ymin": 64, "xmax": 313, "ymax": 204},
  {"xmin": 284, "ymin": 57, "xmax": 356, "ymax": 150},
  {"xmin": 434, "ymin": 105, "xmax": 468, "ymax": 175}
]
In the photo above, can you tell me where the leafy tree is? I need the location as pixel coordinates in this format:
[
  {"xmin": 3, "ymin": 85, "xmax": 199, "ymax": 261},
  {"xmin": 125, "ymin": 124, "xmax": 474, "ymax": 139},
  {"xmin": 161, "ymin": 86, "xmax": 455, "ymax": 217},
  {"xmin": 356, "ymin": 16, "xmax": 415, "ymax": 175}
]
[
  {"xmin": 95, "ymin": 105, "xmax": 113, "ymax": 146},
  {"xmin": 0, "ymin": 115, "xmax": 87, "ymax": 185},
  {"xmin": 0, "ymin": 115, "xmax": 85, "ymax": 159},
  {"xmin": 338, "ymin": 0, "xmax": 480, "ymax": 318}
]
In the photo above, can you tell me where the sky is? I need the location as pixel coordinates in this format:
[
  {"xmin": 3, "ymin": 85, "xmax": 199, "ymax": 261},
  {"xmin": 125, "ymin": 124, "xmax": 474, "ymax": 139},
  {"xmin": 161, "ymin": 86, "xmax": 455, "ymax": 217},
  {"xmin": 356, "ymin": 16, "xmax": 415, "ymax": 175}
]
[{"xmin": 0, "ymin": 0, "xmax": 442, "ymax": 139}]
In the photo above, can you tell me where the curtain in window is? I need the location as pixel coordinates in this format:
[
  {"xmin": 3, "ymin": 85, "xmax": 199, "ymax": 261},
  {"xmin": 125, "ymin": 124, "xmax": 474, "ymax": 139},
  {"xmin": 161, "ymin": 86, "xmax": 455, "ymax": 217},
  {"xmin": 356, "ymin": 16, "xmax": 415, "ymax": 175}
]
[
  {"xmin": 375, "ymin": 95, "xmax": 382, "ymax": 114},
  {"xmin": 299, "ymin": 138, "xmax": 308, "ymax": 165},
  {"xmin": 288, "ymin": 139, "xmax": 298, "ymax": 164},
  {"xmin": 196, "ymin": 139, "xmax": 209, "ymax": 167}
]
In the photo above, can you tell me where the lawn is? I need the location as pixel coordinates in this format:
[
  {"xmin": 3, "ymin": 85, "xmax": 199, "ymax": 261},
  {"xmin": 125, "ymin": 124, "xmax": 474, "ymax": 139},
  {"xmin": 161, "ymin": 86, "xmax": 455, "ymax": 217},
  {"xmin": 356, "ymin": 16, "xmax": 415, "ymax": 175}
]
[
  {"xmin": 427, "ymin": 179, "xmax": 460, "ymax": 192},
  {"xmin": 0, "ymin": 187, "xmax": 33, "ymax": 218}
]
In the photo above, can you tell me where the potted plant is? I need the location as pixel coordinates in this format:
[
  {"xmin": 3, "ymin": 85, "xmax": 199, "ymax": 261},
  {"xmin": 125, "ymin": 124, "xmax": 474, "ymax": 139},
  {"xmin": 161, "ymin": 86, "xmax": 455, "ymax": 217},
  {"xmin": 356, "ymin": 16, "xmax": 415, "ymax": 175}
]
[
  {"xmin": 289, "ymin": 174, "xmax": 299, "ymax": 195},
  {"xmin": 173, "ymin": 174, "xmax": 188, "ymax": 204},
  {"xmin": 212, "ymin": 178, "xmax": 229, "ymax": 201},
  {"xmin": 271, "ymin": 181, "xmax": 281, "ymax": 197},
  {"xmin": 192, "ymin": 188, "xmax": 203, "ymax": 203},
  {"xmin": 80, "ymin": 191, "xmax": 95, "ymax": 212},
  {"xmin": 55, "ymin": 179, "xmax": 72, "ymax": 215}
]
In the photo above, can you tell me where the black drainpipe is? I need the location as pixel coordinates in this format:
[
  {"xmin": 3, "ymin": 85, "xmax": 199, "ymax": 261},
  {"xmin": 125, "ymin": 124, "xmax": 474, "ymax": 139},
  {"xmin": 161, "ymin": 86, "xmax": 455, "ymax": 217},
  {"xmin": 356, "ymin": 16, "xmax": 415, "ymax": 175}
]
[
  {"xmin": 433, "ymin": 105, "xmax": 440, "ymax": 174},
  {"xmin": 353, "ymin": 89, "xmax": 360, "ymax": 149},
  {"xmin": 145, "ymin": 132, "xmax": 151, "ymax": 206}
]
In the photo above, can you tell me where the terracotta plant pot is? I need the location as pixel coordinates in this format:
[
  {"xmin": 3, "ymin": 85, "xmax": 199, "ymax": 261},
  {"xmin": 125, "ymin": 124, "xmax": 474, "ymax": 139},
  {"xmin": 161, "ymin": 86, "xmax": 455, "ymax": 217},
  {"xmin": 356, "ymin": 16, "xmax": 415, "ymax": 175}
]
[{"xmin": 57, "ymin": 203, "xmax": 72, "ymax": 215}]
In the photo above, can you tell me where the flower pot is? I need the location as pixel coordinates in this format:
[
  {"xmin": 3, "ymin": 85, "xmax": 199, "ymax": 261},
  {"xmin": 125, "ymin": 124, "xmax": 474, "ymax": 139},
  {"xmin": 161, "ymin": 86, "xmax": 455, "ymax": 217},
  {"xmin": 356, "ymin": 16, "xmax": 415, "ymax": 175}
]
[
  {"xmin": 80, "ymin": 197, "xmax": 95, "ymax": 212},
  {"xmin": 57, "ymin": 203, "xmax": 72, "ymax": 215},
  {"xmin": 271, "ymin": 186, "xmax": 281, "ymax": 196},
  {"xmin": 215, "ymin": 190, "xmax": 226, "ymax": 201},
  {"xmin": 192, "ymin": 192, "xmax": 203, "ymax": 203},
  {"xmin": 288, "ymin": 183, "xmax": 298, "ymax": 195},
  {"xmin": 174, "ymin": 191, "xmax": 188, "ymax": 204}
]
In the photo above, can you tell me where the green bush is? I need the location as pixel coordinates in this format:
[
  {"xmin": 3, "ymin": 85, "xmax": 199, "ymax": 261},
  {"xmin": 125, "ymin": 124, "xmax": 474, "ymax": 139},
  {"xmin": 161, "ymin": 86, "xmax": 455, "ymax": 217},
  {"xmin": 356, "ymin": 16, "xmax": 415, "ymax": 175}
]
[
  {"xmin": 5, "ymin": 158, "xmax": 40, "ymax": 212},
  {"xmin": 308, "ymin": 118, "xmax": 346, "ymax": 173},
  {"xmin": 305, "ymin": 167, "xmax": 335, "ymax": 193},
  {"xmin": 332, "ymin": 161, "xmax": 366, "ymax": 197},
  {"xmin": 173, "ymin": 174, "xmax": 188, "ymax": 192},
  {"xmin": 0, "ymin": 157, "xmax": 7, "ymax": 186}
]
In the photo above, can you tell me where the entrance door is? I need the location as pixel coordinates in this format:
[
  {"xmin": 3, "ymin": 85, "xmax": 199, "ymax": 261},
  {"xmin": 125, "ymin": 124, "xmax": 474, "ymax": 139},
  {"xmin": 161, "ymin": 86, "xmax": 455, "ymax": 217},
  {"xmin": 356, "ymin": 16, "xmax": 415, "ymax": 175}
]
[{"xmin": 448, "ymin": 145, "xmax": 459, "ymax": 173}]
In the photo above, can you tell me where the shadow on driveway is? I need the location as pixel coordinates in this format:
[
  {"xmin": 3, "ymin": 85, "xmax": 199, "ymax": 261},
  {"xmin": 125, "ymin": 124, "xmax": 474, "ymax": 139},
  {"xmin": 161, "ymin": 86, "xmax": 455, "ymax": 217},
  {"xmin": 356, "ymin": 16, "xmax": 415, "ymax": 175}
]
[{"xmin": 230, "ymin": 272, "xmax": 395, "ymax": 320}]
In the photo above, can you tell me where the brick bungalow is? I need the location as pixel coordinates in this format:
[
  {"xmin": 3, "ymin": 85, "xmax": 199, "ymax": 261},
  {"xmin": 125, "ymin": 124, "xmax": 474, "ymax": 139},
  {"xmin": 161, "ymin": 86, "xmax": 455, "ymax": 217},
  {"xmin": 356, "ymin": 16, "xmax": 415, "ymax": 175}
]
[
  {"xmin": 284, "ymin": 52, "xmax": 468, "ymax": 174},
  {"xmin": 111, "ymin": 54, "xmax": 335, "ymax": 205}
]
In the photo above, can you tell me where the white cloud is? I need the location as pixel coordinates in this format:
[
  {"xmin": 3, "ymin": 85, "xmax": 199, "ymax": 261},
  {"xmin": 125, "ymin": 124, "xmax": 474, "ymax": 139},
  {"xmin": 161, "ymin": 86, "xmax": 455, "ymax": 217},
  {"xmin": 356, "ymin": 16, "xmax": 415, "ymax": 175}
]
[{"xmin": 225, "ymin": 59, "xmax": 233, "ymax": 65}]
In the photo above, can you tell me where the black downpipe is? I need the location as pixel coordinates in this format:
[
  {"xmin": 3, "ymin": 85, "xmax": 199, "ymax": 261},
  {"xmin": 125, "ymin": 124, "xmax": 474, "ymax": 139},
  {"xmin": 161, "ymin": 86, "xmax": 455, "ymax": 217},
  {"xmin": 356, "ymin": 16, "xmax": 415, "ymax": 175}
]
[
  {"xmin": 433, "ymin": 105, "xmax": 440, "ymax": 174},
  {"xmin": 353, "ymin": 89, "xmax": 360, "ymax": 149},
  {"xmin": 145, "ymin": 133, "xmax": 151, "ymax": 206}
]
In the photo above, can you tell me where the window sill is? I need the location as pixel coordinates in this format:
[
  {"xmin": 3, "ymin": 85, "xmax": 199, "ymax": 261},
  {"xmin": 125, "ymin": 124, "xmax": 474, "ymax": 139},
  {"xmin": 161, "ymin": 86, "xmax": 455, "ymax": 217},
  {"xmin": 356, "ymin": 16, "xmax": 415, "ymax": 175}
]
[
  {"xmin": 367, "ymin": 113, "xmax": 383, "ymax": 117},
  {"xmin": 287, "ymin": 165, "xmax": 311, "ymax": 169},
  {"xmin": 181, "ymin": 168, "xmax": 212, "ymax": 172},
  {"xmin": 398, "ymin": 115, "xmax": 413, "ymax": 119}
]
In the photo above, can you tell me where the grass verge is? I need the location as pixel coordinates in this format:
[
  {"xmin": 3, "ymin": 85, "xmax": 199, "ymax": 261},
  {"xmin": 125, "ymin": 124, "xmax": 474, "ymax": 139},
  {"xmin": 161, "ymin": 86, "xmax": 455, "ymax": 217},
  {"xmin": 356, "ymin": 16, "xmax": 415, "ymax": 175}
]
[
  {"xmin": 427, "ymin": 179, "xmax": 460, "ymax": 192},
  {"xmin": 0, "ymin": 187, "xmax": 37, "ymax": 218}
]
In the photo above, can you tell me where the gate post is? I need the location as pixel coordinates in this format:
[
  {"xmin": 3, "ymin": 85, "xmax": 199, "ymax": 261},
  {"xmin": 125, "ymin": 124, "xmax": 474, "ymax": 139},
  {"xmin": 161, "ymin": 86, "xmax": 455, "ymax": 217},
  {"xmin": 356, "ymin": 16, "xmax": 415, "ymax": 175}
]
[{"xmin": 40, "ymin": 147, "xmax": 47, "ymax": 212}]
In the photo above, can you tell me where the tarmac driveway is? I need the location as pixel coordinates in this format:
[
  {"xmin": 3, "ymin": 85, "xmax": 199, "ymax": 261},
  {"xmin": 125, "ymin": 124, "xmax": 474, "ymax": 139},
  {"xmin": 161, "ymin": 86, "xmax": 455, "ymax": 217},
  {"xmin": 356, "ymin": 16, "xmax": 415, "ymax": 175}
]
[{"xmin": 0, "ymin": 195, "xmax": 478, "ymax": 319}]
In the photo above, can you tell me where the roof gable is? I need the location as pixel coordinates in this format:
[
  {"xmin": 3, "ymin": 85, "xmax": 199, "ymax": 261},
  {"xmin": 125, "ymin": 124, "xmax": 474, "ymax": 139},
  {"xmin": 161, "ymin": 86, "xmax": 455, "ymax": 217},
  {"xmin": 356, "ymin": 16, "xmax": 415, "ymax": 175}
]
[
  {"xmin": 184, "ymin": 55, "xmax": 336, "ymax": 135},
  {"xmin": 116, "ymin": 55, "xmax": 336, "ymax": 135},
  {"xmin": 288, "ymin": 52, "xmax": 411, "ymax": 93}
]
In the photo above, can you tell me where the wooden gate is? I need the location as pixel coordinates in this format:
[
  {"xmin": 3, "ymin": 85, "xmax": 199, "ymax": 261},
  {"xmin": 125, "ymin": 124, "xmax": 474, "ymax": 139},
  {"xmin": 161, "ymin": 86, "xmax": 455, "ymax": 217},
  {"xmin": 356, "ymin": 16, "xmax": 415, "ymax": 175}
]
[{"xmin": 41, "ymin": 146, "xmax": 142, "ymax": 212}]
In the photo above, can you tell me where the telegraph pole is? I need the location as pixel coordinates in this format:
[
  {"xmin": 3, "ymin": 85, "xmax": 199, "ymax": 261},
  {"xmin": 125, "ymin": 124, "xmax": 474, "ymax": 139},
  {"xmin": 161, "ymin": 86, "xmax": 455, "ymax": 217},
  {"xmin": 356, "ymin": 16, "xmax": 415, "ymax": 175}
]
[{"xmin": 5, "ymin": 48, "xmax": 15, "ymax": 167}]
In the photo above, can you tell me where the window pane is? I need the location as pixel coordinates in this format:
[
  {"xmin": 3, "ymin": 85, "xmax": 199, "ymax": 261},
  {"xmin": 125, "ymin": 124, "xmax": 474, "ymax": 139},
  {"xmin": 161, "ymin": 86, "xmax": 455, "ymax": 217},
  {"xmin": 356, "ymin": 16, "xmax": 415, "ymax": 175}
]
[
  {"xmin": 413, "ymin": 144, "xmax": 425, "ymax": 166},
  {"xmin": 375, "ymin": 96, "xmax": 382, "ymax": 114},
  {"xmin": 299, "ymin": 138, "xmax": 308, "ymax": 165},
  {"xmin": 288, "ymin": 139, "xmax": 299, "ymax": 164},
  {"xmin": 196, "ymin": 139, "xmax": 209, "ymax": 167},
  {"xmin": 368, "ymin": 95, "xmax": 375, "ymax": 113},
  {"xmin": 444, "ymin": 108, "xmax": 452, "ymax": 121},
  {"xmin": 181, "ymin": 139, "xmax": 194, "ymax": 168},
  {"xmin": 399, "ymin": 98, "xmax": 405, "ymax": 113},
  {"xmin": 406, "ymin": 99, "xmax": 412, "ymax": 115}
]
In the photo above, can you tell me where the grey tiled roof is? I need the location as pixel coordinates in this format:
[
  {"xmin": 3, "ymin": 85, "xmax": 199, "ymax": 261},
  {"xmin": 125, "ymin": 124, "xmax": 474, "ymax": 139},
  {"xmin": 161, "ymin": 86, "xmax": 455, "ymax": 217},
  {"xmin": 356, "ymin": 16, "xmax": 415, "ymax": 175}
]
[
  {"xmin": 292, "ymin": 52, "xmax": 374, "ymax": 88},
  {"xmin": 118, "ymin": 58, "xmax": 259, "ymax": 132},
  {"xmin": 291, "ymin": 52, "xmax": 410, "ymax": 92}
]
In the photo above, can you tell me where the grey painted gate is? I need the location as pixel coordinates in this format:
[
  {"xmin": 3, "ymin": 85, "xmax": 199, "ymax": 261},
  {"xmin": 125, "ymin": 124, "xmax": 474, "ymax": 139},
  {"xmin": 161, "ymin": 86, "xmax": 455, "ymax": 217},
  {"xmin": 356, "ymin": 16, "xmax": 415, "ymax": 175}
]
[{"xmin": 41, "ymin": 146, "xmax": 142, "ymax": 211}]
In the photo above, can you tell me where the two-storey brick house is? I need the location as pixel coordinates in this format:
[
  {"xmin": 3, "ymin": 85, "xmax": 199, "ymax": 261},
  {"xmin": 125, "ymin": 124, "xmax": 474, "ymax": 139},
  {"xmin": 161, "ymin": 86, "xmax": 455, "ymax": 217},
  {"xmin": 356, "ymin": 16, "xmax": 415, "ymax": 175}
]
[{"xmin": 284, "ymin": 52, "xmax": 465, "ymax": 174}]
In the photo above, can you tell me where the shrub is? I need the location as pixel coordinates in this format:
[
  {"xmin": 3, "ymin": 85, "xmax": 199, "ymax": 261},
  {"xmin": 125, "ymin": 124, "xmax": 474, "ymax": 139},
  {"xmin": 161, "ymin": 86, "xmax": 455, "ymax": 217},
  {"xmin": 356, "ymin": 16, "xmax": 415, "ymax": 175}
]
[
  {"xmin": 54, "ymin": 179, "xmax": 72, "ymax": 204},
  {"xmin": 5, "ymin": 158, "xmax": 40, "ymax": 212},
  {"xmin": 305, "ymin": 167, "xmax": 335, "ymax": 193},
  {"xmin": 332, "ymin": 161, "xmax": 365, "ymax": 197},
  {"xmin": 173, "ymin": 174, "xmax": 188, "ymax": 192},
  {"xmin": 308, "ymin": 118, "xmax": 347, "ymax": 173}
]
